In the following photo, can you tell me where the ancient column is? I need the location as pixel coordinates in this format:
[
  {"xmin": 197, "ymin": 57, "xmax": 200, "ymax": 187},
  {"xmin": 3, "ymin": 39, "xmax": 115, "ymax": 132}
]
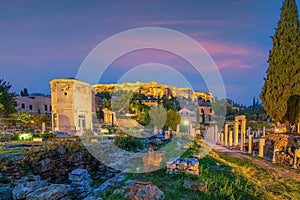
[
  {"xmin": 234, "ymin": 120, "xmax": 239, "ymax": 146},
  {"xmin": 224, "ymin": 124, "xmax": 228, "ymax": 140},
  {"xmin": 272, "ymin": 149, "xmax": 279, "ymax": 163},
  {"xmin": 109, "ymin": 112, "xmax": 113, "ymax": 125},
  {"xmin": 257, "ymin": 129, "xmax": 260, "ymax": 138},
  {"xmin": 225, "ymin": 129, "xmax": 228, "ymax": 146},
  {"xmin": 214, "ymin": 125, "xmax": 218, "ymax": 143},
  {"xmin": 297, "ymin": 122, "xmax": 300, "ymax": 134},
  {"xmin": 247, "ymin": 127, "xmax": 251, "ymax": 137},
  {"xmin": 103, "ymin": 110, "xmax": 108, "ymax": 124},
  {"xmin": 263, "ymin": 126, "xmax": 266, "ymax": 137},
  {"xmin": 241, "ymin": 119, "xmax": 246, "ymax": 147},
  {"xmin": 293, "ymin": 149, "xmax": 300, "ymax": 169},
  {"xmin": 42, "ymin": 122, "xmax": 45, "ymax": 134},
  {"xmin": 240, "ymin": 131, "xmax": 244, "ymax": 151},
  {"xmin": 248, "ymin": 134, "xmax": 253, "ymax": 154},
  {"xmin": 220, "ymin": 133, "xmax": 224, "ymax": 145},
  {"xmin": 229, "ymin": 130, "xmax": 233, "ymax": 146},
  {"xmin": 259, "ymin": 138, "xmax": 265, "ymax": 157}
]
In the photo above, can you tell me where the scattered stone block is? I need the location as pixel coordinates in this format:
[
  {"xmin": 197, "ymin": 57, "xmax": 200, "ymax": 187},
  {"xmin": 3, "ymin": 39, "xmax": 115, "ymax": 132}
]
[
  {"xmin": 69, "ymin": 168, "xmax": 92, "ymax": 198},
  {"xmin": 69, "ymin": 168, "xmax": 90, "ymax": 182},
  {"xmin": 0, "ymin": 184, "xmax": 13, "ymax": 200},
  {"xmin": 12, "ymin": 180, "xmax": 48, "ymax": 199},
  {"xmin": 113, "ymin": 188, "xmax": 125, "ymax": 195},
  {"xmin": 126, "ymin": 182, "xmax": 164, "ymax": 200},
  {"xmin": 26, "ymin": 184, "xmax": 68, "ymax": 200},
  {"xmin": 166, "ymin": 158, "xmax": 199, "ymax": 176},
  {"xmin": 183, "ymin": 180, "xmax": 207, "ymax": 193},
  {"xmin": 83, "ymin": 196, "xmax": 103, "ymax": 200}
]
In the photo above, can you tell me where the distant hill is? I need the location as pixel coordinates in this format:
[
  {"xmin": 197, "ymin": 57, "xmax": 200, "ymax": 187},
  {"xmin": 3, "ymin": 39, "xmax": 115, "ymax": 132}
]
[{"xmin": 93, "ymin": 81, "xmax": 212, "ymax": 101}]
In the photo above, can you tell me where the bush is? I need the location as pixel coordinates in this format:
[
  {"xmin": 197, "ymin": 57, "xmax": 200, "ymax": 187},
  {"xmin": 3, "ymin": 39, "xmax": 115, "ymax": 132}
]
[{"xmin": 114, "ymin": 135, "xmax": 144, "ymax": 152}]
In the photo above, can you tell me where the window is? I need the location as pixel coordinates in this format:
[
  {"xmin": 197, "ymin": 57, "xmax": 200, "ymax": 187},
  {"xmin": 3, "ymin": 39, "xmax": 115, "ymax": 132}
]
[
  {"xmin": 45, "ymin": 105, "xmax": 48, "ymax": 111},
  {"xmin": 50, "ymin": 106, "xmax": 52, "ymax": 112},
  {"xmin": 78, "ymin": 115, "xmax": 86, "ymax": 130},
  {"xmin": 21, "ymin": 103, "xmax": 25, "ymax": 109},
  {"xmin": 29, "ymin": 105, "xmax": 33, "ymax": 110}
]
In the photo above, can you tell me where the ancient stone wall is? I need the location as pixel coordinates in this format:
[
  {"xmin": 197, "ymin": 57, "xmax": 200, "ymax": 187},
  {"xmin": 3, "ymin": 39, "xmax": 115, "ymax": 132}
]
[{"xmin": 265, "ymin": 134, "xmax": 300, "ymax": 167}]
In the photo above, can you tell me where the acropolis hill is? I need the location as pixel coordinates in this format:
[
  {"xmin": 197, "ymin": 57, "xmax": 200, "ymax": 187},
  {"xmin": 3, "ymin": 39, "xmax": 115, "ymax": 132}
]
[{"xmin": 94, "ymin": 81, "xmax": 213, "ymax": 101}]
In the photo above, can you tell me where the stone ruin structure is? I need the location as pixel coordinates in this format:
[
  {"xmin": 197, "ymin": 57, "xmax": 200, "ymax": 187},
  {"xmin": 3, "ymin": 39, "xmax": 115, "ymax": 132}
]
[
  {"xmin": 218, "ymin": 115, "xmax": 247, "ymax": 150},
  {"xmin": 50, "ymin": 79, "xmax": 95, "ymax": 135},
  {"xmin": 263, "ymin": 134, "xmax": 300, "ymax": 168},
  {"xmin": 166, "ymin": 158, "xmax": 199, "ymax": 175}
]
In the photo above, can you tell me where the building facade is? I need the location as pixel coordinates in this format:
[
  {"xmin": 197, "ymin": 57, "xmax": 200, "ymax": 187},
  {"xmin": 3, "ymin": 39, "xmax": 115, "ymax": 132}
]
[
  {"xmin": 50, "ymin": 79, "xmax": 94, "ymax": 134},
  {"xmin": 15, "ymin": 95, "xmax": 52, "ymax": 116}
]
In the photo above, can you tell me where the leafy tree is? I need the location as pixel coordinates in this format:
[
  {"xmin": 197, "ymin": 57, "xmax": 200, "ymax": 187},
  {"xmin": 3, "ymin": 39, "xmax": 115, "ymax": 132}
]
[
  {"xmin": 111, "ymin": 92, "xmax": 131, "ymax": 114},
  {"xmin": 285, "ymin": 95, "xmax": 300, "ymax": 126},
  {"xmin": 157, "ymin": 95, "xmax": 161, "ymax": 105},
  {"xmin": 20, "ymin": 88, "xmax": 29, "ymax": 96},
  {"xmin": 11, "ymin": 112, "xmax": 35, "ymax": 129},
  {"xmin": 96, "ymin": 92, "xmax": 111, "ymax": 100},
  {"xmin": 136, "ymin": 110, "xmax": 150, "ymax": 126},
  {"xmin": 0, "ymin": 93, "xmax": 3, "ymax": 110},
  {"xmin": 102, "ymin": 98, "xmax": 111, "ymax": 110},
  {"xmin": 0, "ymin": 79, "xmax": 16, "ymax": 117},
  {"xmin": 212, "ymin": 98, "xmax": 227, "ymax": 116},
  {"xmin": 201, "ymin": 108, "xmax": 205, "ymax": 124},
  {"xmin": 196, "ymin": 108, "xmax": 200, "ymax": 124},
  {"xmin": 260, "ymin": 0, "xmax": 300, "ymax": 129},
  {"xmin": 149, "ymin": 105, "xmax": 167, "ymax": 132},
  {"xmin": 36, "ymin": 114, "xmax": 51, "ymax": 127},
  {"xmin": 162, "ymin": 98, "xmax": 177, "ymax": 111},
  {"xmin": 114, "ymin": 133, "xmax": 144, "ymax": 152},
  {"xmin": 165, "ymin": 109, "xmax": 181, "ymax": 130}
]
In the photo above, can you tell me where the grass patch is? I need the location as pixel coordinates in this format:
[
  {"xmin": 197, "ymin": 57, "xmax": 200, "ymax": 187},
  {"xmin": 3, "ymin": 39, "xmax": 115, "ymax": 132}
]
[
  {"xmin": 211, "ymin": 151, "xmax": 300, "ymax": 200},
  {"xmin": 98, "ymin": 138, "xmax": 270, "ymax": 199}
]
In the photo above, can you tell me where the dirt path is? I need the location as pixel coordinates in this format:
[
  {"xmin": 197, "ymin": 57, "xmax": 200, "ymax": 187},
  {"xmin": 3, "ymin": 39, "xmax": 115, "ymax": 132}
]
[
  {"xmin": 206, "ymin": 142, "xmax": 300, "ymax": 182},
  {"xmin": 228, "ymin": 152, "xmax": 300, "ymax": 182}
]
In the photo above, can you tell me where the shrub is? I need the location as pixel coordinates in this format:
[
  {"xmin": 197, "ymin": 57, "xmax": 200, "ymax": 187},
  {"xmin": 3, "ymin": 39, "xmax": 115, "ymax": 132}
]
[{"xmin": 114, "ymin": 135, "xmax": 144, "ymax": 152}]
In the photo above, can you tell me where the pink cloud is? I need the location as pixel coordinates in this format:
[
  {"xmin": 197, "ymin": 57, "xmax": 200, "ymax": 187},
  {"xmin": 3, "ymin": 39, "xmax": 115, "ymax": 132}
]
[
  {"xmin": 149, "ymin": 20, "xmax": 200, "ymax": 25},
  {"xmin": 198, "ymin": 40, "xmax": 264, "ymax": 57},
  {"xmin": 147, "ymin": 20, "xmax": 259, "ymax": 30},
  {"xmin": 216, "ymin": 58, "xmax": 255, "ymax": 69}
]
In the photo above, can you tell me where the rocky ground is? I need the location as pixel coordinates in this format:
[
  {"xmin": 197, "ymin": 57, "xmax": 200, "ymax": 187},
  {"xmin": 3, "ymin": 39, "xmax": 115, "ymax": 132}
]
[{"xmin": 1, "ymin": 136, "xmax": 300, "ymax": 200}]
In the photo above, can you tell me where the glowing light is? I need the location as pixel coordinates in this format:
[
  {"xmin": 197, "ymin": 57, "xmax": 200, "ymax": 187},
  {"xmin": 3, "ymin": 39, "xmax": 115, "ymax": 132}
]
[
  {"xmin": 184, "ymin": 120, "xmax": 189, "ymax": 126},
  {"xmin": 18, "ymin": 133, "xmax": 32, "ymax": 141}
]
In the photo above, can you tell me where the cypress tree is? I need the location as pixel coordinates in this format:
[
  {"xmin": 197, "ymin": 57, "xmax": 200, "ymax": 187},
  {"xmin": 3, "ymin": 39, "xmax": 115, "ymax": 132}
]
[{"xmin": 260, "ymin": 0, "xmax": 300, "ymax": 128}]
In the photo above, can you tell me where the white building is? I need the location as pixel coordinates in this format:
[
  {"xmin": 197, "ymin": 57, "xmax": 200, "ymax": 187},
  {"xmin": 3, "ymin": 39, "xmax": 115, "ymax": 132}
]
[{"xmin": 14, "ymin": 95, "xmax": 52, "ymax": 116}]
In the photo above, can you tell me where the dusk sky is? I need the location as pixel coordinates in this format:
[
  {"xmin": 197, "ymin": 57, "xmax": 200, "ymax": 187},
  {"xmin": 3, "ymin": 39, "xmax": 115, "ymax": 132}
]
[{"xmin": 1, "ymin": 0, "xmax": 299, "ymax": 105}]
